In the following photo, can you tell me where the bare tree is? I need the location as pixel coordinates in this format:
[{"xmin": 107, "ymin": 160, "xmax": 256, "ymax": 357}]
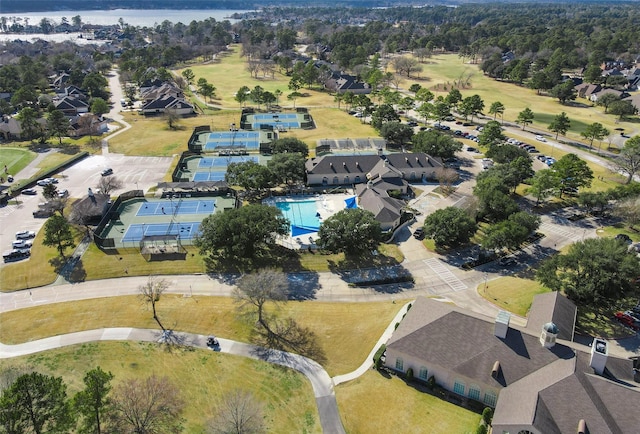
[
  {"xmin": 164, "ymin": 108, "xmax": 180, "ymax": 130},
  {"xmin": 613, "ymin": 197, "xmax": 640, "ymax": 229},
  {"xmin": 108, "ymin": 375, "xmax": 184, "ymax": 434},
  {"xmin": 208, "ymin": 389, "xmax": 265, "ymax": 434},
  {"xmin": 139, "ymin": 276, "xmax": 169, "ymax": 332},
  {"xmin": 97, "ymin": 176, "xmax": 123, "ymax": 195},
  {"xmin": 233, "ymin": 270, "xmax": 288, "ymax": 328},
  {"xmin": 391, "ymin": 56, "xmax": 422, "ymax": 78},
  {"xmin": 435, "ymin": 167, "xmax": 459, "ymax": 194}
]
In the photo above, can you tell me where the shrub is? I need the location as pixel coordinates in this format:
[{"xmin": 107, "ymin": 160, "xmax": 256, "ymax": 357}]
[
  {"xmin": 427, "ymin": 375, "xmax": 436, "ymax": 390},
  {"xmin": 482, "ymin": 407, "xmax": 493, "ymax": 425},
  {"xmin": 406, "ymin": 367, "xmax": 414, "ymax": 380},
  {"xmin": 394, "ymin": 322, "xmax": 400, "ymax": 330},
  {"xmin": 476, "ymin": 425, "xmax": 487, "ymax": 434},
  {"xmin": 373, "ymin": 344, "xmax": 386, "ymax": 365}
]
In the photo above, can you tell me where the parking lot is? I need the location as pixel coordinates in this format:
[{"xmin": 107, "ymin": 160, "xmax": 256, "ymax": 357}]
[{"xmin": 0, "ymin": 153, "xmax": 173, "ymax": 266}]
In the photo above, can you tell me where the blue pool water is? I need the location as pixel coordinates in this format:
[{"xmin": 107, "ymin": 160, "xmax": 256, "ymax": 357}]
[{"xmin": 275, "ymin": 200, "xmax": 320, "ymax": 236}]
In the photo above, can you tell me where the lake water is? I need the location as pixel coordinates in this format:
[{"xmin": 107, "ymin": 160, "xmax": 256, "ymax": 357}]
[{"xmin": 0, "ymin": 9, "xmax": 254, "ymax": 28}]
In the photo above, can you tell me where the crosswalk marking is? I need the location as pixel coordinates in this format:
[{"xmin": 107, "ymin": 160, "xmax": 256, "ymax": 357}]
[
  {"xmin": 423, "ymin": 258, "xmax": 468, "ymax": 292},
  {"xmin": 539, "ymin": 222, "xmax": 583, "ymax": 242}
]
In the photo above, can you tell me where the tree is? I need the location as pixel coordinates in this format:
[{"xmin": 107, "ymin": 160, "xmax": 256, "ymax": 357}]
[
  {"xmin": 423, "ymin": 206, "xmax": 477, "ymax": 248},
  {"xmin": 412, "ymin": 130, "xmax": 462, "ymax": 159},
  {"xmin": 108, "ymin": 375, "xmax": 184, "ymax": 434},
  {"xmin": 527, "ymin": 169, "xmax": 560, "ymax": 205},
  {"xmin": 42, "ymin": 214, "xmax": 75, "ymax": 257},
  {"xmin": 267, "ymin": 153, "xmax": 306, "ymax": 186},
  {"xmin": 90, "ymin": 98, "xmax": 109, "ymax": 117},
  {"xmin": 16, "ymin": 106, "xmax": 40, "ymax": 141},
  {"xmin": 73, "ymin": 367, "xmax": 114, "ymax": 434},
  {"xmin": 488, "ymin": 101, "xmax": 505, "ymax": 121},
  {"xmin": 409, "ymin": 83, "xmax": 422, "ymax": 93},
  {"xmin": 164, "ymin": 108, "xmax": 180, "ymax": 130},
  {"xmin": 235, "ymin": 85, "xmax": 250, "ymax": 107},
  {"xmin": 42, "ymin": 183, "xmax": 59, "ymax": 200},
  {"xmin": 379, "ymin": 122, "xmax": 414, "ymax": 148},
  {"xmin": 548, "ymin": 112, "xmax": 571, "ymax": 139},
  {"xmin": 434, "ymin": 167, "xmax": 459, "ymax": 194},
  {"xmin": 139, "ymin": 276, "xmax": 169, "ymax": 332},
  {"xmin": 181, "ymin": 68, "xmax": 195, "ymax": 87},
  {"xmin": 0, "ymin": 372, "xmax": 73, "ymax": 434},
  {"xmin": 96, "ymin": 176, "xmax": 123, "ymax": 195},
  {"xmin": 613, "ymin": 197, "xmax": 640, "ymax": 229},
  {"xmin": 445, "ymin": 88, "xmax": 462, "ymax": 109},
  {"xmin": 482, "ymin": 212, "xmax": 540, "ymax": 251},
  {"xmin": 371, "ymin": 103, "xmax": 400, "ymax": 130},
  {"xmin": 270, "ymin": 137, "xmax": 309, "ymax": 157},
  {"xmin": 581, "ymin": 122, "xmax": 609, "ymax": 149},
  {"xmin": 392, "ymin": 56, "xmax": 422, "ymax": 78},
  {"xmin": 195, "ymin": 204, "xmax": 288, "ymax": 259},
  {"xmin": 473, "ymin": 172, "xmax": 519, "ymax": 221},
  {"xmin": 485, "ymin": 144, "xmax": 529, "ymax": 164},
  {"xmin": 537, "ymin": 237, "xmax": 640, "ymax": 305},
  {"xmin": 613, "ymin": 135, "xmax": 640, "ymax": 184},
  {"xmin": 82, "ymin": 72, "xmax": 108, "ymax": 99},
  {"xmin": 415, "ymin": 88, "xmax": 434, "ymax": 104},
  {"xmin": 549, "ymin": 81, "xmax": 577, "ymax": 104},
  {"xmin": 317, "ymin": 208, "xmax": 383, "ymax": 255},
  {"xmin": 609, "ymin": 100, "xmax": 636, "ymax": 120},
  {"xmin": 583, "ymin": 64, "xmax": 603, "ymax": 84},
  {"xmin": 553, "ymin": 153, "xmax": 593, "ymax": 197},
  {"xmin": 595, "ymin": 93, "xmax": 620, "ymax": 113},
  {"xmin": 458, "ymin": 94, "xmax": 484, "ymax": 122},
  {"xmin": 225, "ymin": 161, "xmax": 272, "ymax": 192},
  {"xmin": 478, "ymin": 120, "xmax": 505, "ymax": 146},
  {"xmin": 516, "ymin": 108, "xmax": 534, "ymax": 131},
  {"xmin": 234, "ymin": 269, "xmax": 288, "ymax": 327},
  {"xmin": 209, "ymin": 389, "xmax": 265, "ymax": 434}
]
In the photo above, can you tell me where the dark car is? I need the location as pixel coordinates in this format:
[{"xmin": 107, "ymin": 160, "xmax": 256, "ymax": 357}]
[
  {"xmin": 413, "ymin": 227, "xmax": 425, "ymax": 239},
  {"xmin": 101, "ymin": 168, "xmax": 113, "ymax": 176},
  {"xmin": 498, "ymin": 256, "xmax": 517, "ymax": 266},
  {"xmin": 22, "ymin": 188, "xmax": 37, "ymax": 195},
  {"xmin": 615, "ymin": 233, "xmax": 633, "ymax": 245}
]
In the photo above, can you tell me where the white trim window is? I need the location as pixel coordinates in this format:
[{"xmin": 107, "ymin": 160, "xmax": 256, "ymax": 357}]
[
  {"xmin": 453, "ymin": 380, "xmax": 465, "ymax": 395},
  {"xmin": 395, "ymin": 357, "xmax": 404, "ymax": 371},
  {"xmin": 418, "ymin": 366, "xmax": 428, "ymax": 380}
]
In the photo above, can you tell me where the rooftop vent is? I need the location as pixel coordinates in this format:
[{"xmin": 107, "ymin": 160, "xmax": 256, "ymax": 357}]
[
  {"xmin": 491, "ymin": 361, "xmax": 501, "ymax": 379},
  {"xmin": 343, "ymin": 161, "xmax": 346, "ymax": 166},
  {"xmin": 590, "ymin": 338, "xmax": 608, "ymax": 375},
  {"xmin": 494, "ymin": 311, "xmax": 510, "ymax": 339},
  {"xmin": 540, "ymin": 322, "xmax": 559, "ymax": 348}
]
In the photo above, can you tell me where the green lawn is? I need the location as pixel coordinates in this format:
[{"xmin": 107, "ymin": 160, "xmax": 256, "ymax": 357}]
[
  {"xmin": 336, "ymin": 370, "xmax": 481, "ymax": 434},
  {"xmin": 479, "ymin": 276, "xmax": 550, "ymax": 317},
  {"xmin": 0, "ymin": 147, "xmax": 36, "ymax": 178},
  {"xmin": 0, "ymin": 342, "xmax": 321, "ymax": 433}
]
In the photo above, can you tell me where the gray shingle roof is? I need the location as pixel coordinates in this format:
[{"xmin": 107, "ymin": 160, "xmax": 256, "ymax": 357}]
[{"xmin": 526, "ymin": 291, "xmax": 576, "ymax": 341}]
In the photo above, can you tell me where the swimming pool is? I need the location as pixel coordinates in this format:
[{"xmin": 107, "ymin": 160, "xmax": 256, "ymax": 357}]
[{"xmin": 275, "ymin": 200, "xmax": 321, "ymax": 236}]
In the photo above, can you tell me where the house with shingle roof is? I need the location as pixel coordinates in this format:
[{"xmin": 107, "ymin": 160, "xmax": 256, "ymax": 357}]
[
  {"xmin": 54, "ymin": 96, "xmax": 90, "ymax": 115},
  {"xmin": 140, "ymin": 95, "xmax": 194, "ymax": 116},
  {"xmin": 385, "ymin": 295, "xmax": 639, "ymax": 434}
]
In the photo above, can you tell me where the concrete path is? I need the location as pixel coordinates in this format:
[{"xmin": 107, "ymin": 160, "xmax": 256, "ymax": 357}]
[{"xmin": 0, "ymin": 327, "xmax": 346, "ymax": 434}]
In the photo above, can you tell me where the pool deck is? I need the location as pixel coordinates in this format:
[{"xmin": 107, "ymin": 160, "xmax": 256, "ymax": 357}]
[{"xmin": 264, "ymin": 193, "xmax": 354, "ymax": 250}]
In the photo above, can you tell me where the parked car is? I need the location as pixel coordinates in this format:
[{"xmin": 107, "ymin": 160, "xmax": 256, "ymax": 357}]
[
  {"xmin": 466, "ymin": 146, "xmax": 478, "ymax": 153},
  {"xmin": 615, "ymin": 233, "xmax": 633, "ymax": 245},
  {"xmin": 537, "ymin": 155, "xmax": 548, "ymax": 161},
  {"xmin": 498, "ymin": 256, "xmax": 517, "ymax": 266},
  {"xmin": 22, "ymin": 188, "xmax": 37, "ymax": 195},
  {"xmin": 15, "ymin": 230, "xmax": 35, "ymax": 239},
  {"xmin": 12, "ymin": 239, "xmax": 33, "ymax": 249},
  {"xmin": 407, "ymin": 121, "xmax": 418, "ymax": 127},
  {"xmin": 444, "ymin": 116, "xmax": 455, "ymax": 121},
  {"xmin": 2, "ymin": 249, "xmax": 30, "ymax": 262},
  {"xmin": 58, "ymin": 189, "xmax": 69, "ymax": 198},
  {"xmin": 101, "ymin": 168, "xmax": 113, "ymax": 176},
  {"xmin": 413, "ymin": 227, "xmax": 425, "ymax": 239}
]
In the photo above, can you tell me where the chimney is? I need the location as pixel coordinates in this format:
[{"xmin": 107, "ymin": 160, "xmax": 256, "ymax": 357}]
[
  {"xmin": 491, "ymin": 361, "xmax": 501, "ymax": 379},
  {"xmin": 577, "ymin": 420, "xmax": 587, "ymax": 434},
  {"xmin": 590, "ymin": 338, "xmax": 608, "ymax": 375},
  {"xmin": 540, "ymin": 322, "xmax": 559, "ymax": 348},
  {"xmin": 494, "ymin": 311, "xmax": 510, "ymax": 339}
]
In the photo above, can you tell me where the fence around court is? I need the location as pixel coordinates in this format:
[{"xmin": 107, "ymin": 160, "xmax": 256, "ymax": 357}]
[{"xmin": 93, "ymin": 189, "xmax": 144, "ymax": 250}]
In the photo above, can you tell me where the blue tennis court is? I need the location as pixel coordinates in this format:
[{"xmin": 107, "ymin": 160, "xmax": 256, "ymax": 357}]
[
  {"xmin": 198, "ymin": 156, "xmax": 259, "ymax": 168},
  {"xmin": 252, "ymin": 121, "xmax": 300, "ymax": 129},
  {"xmin": 204, "ymin": 132, "xmax": 260, "ymax": 151},
  {"xmin": 253, "ymin": 113, "xmax": 298, "ymax": 120},
  {"xmin": 136, "ymin": 200, "xmax": 216, "ymax": 216},
  {"xmin": 193, "ymin": 171, "xmax": 227, "ymax": 182},
  {"xmin": 122, "ymin": 222, "xmax": 201, "ymax": 242}
]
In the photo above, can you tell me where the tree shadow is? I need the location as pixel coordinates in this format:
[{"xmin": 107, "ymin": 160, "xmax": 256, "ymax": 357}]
[
  {"xmin": 68, "ymin": 258, "xmax": 87, "ymax": 283},
  {"xmin": 287, "ymin": 271, "xmax": 319, "ymax": 300},
  {"xmin": 251, "ymin": 317, "xmax": 326, "ymax": 364},
  {"xmin": 327, "ymin": 253, "xmax": 414, "ymax": 292}
]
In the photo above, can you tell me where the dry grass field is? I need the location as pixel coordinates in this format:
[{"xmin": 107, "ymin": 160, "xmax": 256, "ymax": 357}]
[{"xmin": 0, "ymin": 342, "xmax": 320, "ymax": 433}]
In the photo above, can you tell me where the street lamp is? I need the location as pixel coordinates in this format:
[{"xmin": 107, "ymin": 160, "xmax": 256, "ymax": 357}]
[{"xmin": 483, "ymin": 273, "xmax": 488, "ymax": 293}]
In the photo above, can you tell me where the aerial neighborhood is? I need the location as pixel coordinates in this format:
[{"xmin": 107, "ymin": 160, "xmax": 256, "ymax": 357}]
[{"xmin": 1, "ymin": 2, "xmax": 640, "ymax": 433}]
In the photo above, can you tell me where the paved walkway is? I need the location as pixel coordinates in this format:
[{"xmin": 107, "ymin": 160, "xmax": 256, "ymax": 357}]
[{"xmin": 0, "ymin": 327, "xmax": 346, "ymax": 434}]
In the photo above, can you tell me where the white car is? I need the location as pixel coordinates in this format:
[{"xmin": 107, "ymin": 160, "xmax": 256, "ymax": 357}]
[
  {"xmin": 58, "ymin": 189, "xmax": 69, "ymax": 198},
  {"xmin": 15, "ymin": 230, "xmax": 36, "ymax": 239},
  {"xmin": 535, "ymin": 135, "xmax": 546, "ymax": 142},
  {"xmin": 12, "ymin": 239, "xmax": 33, "ymax": 249},
  {"xmin": 36, "ymin": 177, "xmax": 58, "ymax": 186}
]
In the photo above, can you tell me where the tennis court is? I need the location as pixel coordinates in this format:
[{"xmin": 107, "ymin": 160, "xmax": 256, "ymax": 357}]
[
  {"xmin": 122, "ymin": 222, "xmax": 201, "ymax": 243},
  {"xmin": 193, "ymin": 171, "xmax": 227, "ymax": 182},
  {"xmin": 204, "ymin": 131, "xmax": 260, "ymax": 151},
  {"xmin": 136, "ymin": 199, "xmax": 216, "ymax": 216},
  {"xmin": 246, "ymin": 112, "xmax": 303, "ymax": 129},
  {"xmin": 198, "ymin": 156, "xmax": 259, "ymax": 168}
]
